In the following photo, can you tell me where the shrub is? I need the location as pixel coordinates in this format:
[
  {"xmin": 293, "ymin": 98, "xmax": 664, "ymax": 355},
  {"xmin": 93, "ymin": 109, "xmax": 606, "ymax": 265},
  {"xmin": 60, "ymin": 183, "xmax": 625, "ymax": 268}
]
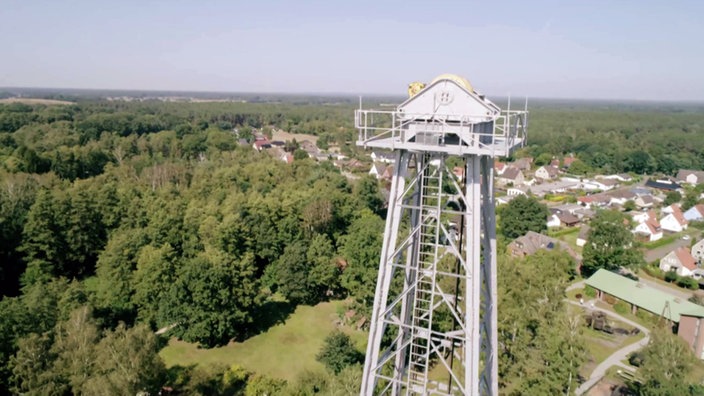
[
  {"xmin": 677, "ymin": 276, "xmax": 699, "ymax": 290},
  {"xmin": 575, "ymin": 293, "xmax": 583, "ymax": 300},
  {"xmin": 641, "ymin": 265, "xmax": 664, "ymax": 280},
  {"xmin": 690, "ymin": 221, "xmax": 704, "ymax": 230},
  {"xmin": 584, "ymin": 286, "xmax": 596, "ymax": 298},
  {"xmin": 664, "ymin": 271, "xmax": 678, "ymax": 283},
  {"xmin": 636, "ymin": 309, "xmax": 657, "ymax": 325},
  {"xmin": 622, "ymin": 272, "xmax": 639, "ymax": 282},
  {"xmin": 316, "ymin": 331, "xmax": 363, "ymax": 374},
  {"xmin": 628, "ymin": 351, "xmax": 644, "ymax": 367},
  {"xmin": 614, "ymin": 301, "xmax": 629, "ymax": 315}
]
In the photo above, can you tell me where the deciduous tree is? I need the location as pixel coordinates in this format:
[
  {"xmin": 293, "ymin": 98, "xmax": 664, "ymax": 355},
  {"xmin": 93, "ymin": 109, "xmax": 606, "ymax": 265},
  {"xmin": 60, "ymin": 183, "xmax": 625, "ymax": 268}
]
[
  {"xmin": 316, "ymin": 331, "xmax": 363, "ymax": 375},
  {"xmin": 498, "ymin": 195, "xmax": 549, "ymax": 239},
  {"xmin": 582, "ymin": 210, "xmax": 643, "ymax": 276}
]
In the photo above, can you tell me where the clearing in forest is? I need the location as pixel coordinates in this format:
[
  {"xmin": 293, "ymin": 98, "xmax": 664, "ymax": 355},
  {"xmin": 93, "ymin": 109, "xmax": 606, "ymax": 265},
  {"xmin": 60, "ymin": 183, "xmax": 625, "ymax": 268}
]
[
  {"xmin": 159, "ymin": 300, "xmax": 366, "ymax": 381},
  {"xmin": 0, "ymin": 98, "xmax": 75, "ymax": 105},
  {"xmin": 272, "ymin": 130, "xmax": 319, "ymax": 144}
]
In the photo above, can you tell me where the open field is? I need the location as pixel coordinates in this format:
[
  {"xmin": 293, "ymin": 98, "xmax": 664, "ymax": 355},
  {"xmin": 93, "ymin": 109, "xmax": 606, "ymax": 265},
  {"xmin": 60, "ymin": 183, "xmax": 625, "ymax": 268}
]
[
  {"xmin": 272, "ymin": 130, "xmax": 319, "ymax": 144},
  {"xmin": 0, "ymin": 97, "xmax": 75, "ymax": 105},
  {"xmin": 159, "ymin": 300, "xmax": 367, "ymax": 381}
]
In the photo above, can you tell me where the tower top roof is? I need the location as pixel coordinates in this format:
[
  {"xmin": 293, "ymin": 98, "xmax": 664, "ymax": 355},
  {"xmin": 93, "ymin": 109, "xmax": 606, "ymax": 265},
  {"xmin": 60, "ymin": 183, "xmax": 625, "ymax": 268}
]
[{"xmin": 431, "ymin": 74, "xmax": 473, "ymax": 92}]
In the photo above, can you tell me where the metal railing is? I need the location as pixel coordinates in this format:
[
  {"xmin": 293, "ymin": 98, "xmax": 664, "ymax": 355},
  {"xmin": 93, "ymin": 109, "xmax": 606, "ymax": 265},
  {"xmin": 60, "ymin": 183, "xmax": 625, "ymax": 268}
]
[{"xmin": 355, "ymin": 109, "xmax": 527, "ymax": 156}]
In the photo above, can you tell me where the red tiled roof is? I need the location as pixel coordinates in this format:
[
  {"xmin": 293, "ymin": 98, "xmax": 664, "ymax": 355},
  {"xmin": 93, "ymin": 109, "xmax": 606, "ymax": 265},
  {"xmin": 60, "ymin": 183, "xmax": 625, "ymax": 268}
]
[
  {"xmin": 694, "ymin": 204, "xmax": 704, "ymax": 217},
  {"xmin": 674, "ymin": 247, "xmax": 697, "ymax": 271},
  {"xmin": 670, "ymin": 204, "xmax": 688, "ymax": 226}
]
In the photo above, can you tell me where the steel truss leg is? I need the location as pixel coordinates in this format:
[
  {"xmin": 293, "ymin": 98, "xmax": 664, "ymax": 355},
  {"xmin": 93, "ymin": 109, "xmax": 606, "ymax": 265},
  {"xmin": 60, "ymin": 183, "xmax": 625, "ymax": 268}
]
[{"xmin": 361, "ymin": 152, "xmax": 498, "ymax": 396}]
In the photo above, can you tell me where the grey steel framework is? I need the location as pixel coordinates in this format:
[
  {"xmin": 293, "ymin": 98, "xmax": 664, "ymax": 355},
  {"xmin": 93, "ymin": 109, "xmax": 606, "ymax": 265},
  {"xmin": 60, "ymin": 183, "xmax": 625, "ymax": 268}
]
[{"xmin": 356, "ymin": 77, "xmax": 527, "ymax": 395}]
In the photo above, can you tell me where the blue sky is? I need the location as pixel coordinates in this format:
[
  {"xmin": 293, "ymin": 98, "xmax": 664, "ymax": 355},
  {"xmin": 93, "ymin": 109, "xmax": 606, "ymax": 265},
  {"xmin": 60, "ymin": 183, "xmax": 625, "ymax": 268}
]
[{"xmin": 1, "ymin": 0, "xmax": 702, "ymax": 100}]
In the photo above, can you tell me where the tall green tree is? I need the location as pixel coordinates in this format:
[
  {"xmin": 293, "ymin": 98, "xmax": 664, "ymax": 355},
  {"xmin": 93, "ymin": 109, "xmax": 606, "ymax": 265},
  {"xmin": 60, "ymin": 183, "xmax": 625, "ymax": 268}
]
[
  {"xmin": 82, "ymin": 323, "xmax": 166, "ymax": 395},
  {"xmin": 132, "ymin": 243, "xmax": 179, "ymax": 327},
  {"xmin": 266, "ymin": 241, "xmax": 311, "ymax": 304},
  {"xmin": 664, "ymin": 191, "xmax": 682, "ymax": 207},
  {"xmin": 354, "ymin": 176, "xmax": 384, "ymax": 215},
  {"xmin": 633, "ymin": 327, "xmax": 698, "ymax": 396},
  {"xmin": 10, "ymin": 332, "xmax": 66, "ymax": 396},
  {"xmin": 497, "ymin": 250, "xmax": 585, "ymax": 393},
  {"xmin": 165, "ymin": 251, "xmax": 261, "ymax": 346},
  {"xmin": 94, "ymin": 227, "xmax": 148, "ymax": 325},
  {"xmin": 339, "ymin": 210, "xmax": 384, "ymax": 310},
  {"xmin": 19, "ymin": 189, "xmax": 63, "ymax": 286},
  {"xmin": 51, "ymin": 306, "xmax": 100, "ymax": 394},
  {"xmin": 498, "ymin": 195, "xmax": 549, "ymax": 239},
  {"xmin": 582, "ymin": 210, "xmax": 643, "ymax": 276}
]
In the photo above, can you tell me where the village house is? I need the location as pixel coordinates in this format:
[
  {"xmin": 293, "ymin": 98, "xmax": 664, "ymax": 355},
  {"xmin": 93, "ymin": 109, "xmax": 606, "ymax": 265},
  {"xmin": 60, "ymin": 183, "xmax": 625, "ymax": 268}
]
[
  {"xmin": 452, "ymin": 167, "xmax": 465, "ymax": 182},
  {"xmin": 601, "ymin": 173, "xmax": 633, "ymax": 182},
  {"xmin": 578, "ymin": 194, "xmax": 611, "ymax": 209},
  {"xmin": 522, "ymin": 179, "xmax": 579, "ymax": 198},
  {"xmin": 369, "ymin": 163, "xmax": 386, "ymax": 179},
  {"xmin": 547, "ymin": 213, "xmax": 562, "ymax": 228},
  {"xmin": 496, "ymin": 166, "xmax": 524, "ymax": 187},
  {"xmin": 684, "ymin": 204, "xmax": 704, "ymax": 222},
  {"xmin": 535, "ymin": 165, "xmax": 560, "ymax": 180},
  {"xmin": 280, "ymin": 151, "xmax": 294, "ymax": 164},
  {"xmin": 380, "ymin": 165, "xmax": 394, "ymax": 181},
  {"xmin": 630, "ymin": 211, "xmax": 650, "ymax": 224},
  {"xmin": 660, "ymin": 246, "xmax": 698, "ymax": 278},
  {"xmin": 582, "ymin": 178, "xmax": 618, "ymax": 191},
  {"xmin": 692, "ymin": 239, "xmax": 704, "ymax": 264},
  {"xmin": 634, "ymin": 194, "xmax": 656, "ymax": 209},
  {"xmin": 548, "ymin": 209, "xmax": 580, "ymax": 228},
  {"xmin": 645, "ymin": 178, "xmax": 682, "ymax": 192},
  {"xmin": 557, "ymin": 211, "xmax": 581, "ymax": 227},
  {"xmin": 252, "ymin": 138, "xmax": 272, "ymax": 151},
  {"xmin": 495, "ymin": 162, "xmax": 507, "ymax": 175},
  {"xmin": 633, "ymin": 210, "xmax": 663, "ymax": 242},
  {"xmin": 608, "ymin": 190, "xmax": 636, "ymax": 206},
  {"xmin": 506, "ymin": 186, "xmax": 528, "ymax": 196},
  {"xmin": 677, "ymin": 169, "xmax": 704, "ymax": 186},
  {"xmin": 573, "ymin": 208, "xmax": 596, "ymax": 220},
  {"xmin": 370, "ymin": 150, "xmax": 395, "ymax": 164},
  {"xmin": 496, "ymin": 195, "xmax": 518, "ymax": 205},
  {"xmin": 552, "ymin": 203, "xmax": 584, "ymax": 214},
  {"xmin": 507, "ymin": 231, "xmax": 579, "ymax": 262},
  {"xmin": 511, "ymin": 157, "xmax": 533, "ymax": 171},
  {"xmin": 576, "ymin": 225, "xmax": 590, "ymax": 247},
  {"xmin": 562, "ymin": 155, "xmax": 577, "ymax": 169},
  {"xmin": 660, "ymin": 204, "xmax": 688, "ymax": 233}
]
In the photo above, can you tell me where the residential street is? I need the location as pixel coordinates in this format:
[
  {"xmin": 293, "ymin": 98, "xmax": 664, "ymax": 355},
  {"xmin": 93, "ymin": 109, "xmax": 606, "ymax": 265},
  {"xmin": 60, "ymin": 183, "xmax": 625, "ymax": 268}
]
[{"xmin": 643, "ymin": 236, "xmax": 695, "ymax": 263}]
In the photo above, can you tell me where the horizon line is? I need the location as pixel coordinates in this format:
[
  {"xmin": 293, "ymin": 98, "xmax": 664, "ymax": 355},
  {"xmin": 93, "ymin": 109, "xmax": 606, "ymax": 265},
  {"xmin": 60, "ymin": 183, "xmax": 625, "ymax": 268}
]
[{"xmin": 2, "ymin": 85, "xmax": 704, "ymax": 105}]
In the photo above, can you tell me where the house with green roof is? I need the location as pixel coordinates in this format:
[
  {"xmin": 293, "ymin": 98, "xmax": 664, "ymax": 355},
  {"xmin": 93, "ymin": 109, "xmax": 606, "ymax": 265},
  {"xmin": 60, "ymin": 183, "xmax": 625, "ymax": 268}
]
[
  {"xmin": 585, "ymin": 269, "xmax": 704, "ymax": 358},
  {"xmin": 585, "ymin": 269, "xmax": 704, "ymax": 322}
]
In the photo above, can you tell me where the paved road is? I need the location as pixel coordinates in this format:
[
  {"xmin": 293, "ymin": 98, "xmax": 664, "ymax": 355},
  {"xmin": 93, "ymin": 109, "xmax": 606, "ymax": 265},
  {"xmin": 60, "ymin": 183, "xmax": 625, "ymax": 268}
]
[
  {"xmin": 570, "ymin": 300, "xmax": 650, "ymax": 396},
  {"xmin": 644, "ymin": 237, "xmax": 694, "ymax": 263}
]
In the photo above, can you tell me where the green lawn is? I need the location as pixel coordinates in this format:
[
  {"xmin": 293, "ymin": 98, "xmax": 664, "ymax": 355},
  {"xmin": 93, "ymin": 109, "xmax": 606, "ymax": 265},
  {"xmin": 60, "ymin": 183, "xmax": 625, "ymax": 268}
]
[
  {"xmin": 159, "ymin": 300, "xmax": 367, "ymax": 381},
  {"xmin": 569, "ymin": 303, "xmax": 646, "ymax": 380}
]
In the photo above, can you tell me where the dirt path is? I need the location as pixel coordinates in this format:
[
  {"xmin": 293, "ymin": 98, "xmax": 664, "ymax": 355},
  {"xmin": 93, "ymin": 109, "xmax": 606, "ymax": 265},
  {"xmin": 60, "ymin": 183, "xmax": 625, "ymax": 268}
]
[{"xmin": 568, "ymin": 300, "xmax": 650, "ymax": 395}]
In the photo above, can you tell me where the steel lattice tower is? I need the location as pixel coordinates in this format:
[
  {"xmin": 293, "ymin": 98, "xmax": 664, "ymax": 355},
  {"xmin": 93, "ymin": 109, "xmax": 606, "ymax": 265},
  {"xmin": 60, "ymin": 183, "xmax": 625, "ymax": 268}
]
[{"xmin": 356, "ymin": 75, "xmax": 527, "ymax": 395}]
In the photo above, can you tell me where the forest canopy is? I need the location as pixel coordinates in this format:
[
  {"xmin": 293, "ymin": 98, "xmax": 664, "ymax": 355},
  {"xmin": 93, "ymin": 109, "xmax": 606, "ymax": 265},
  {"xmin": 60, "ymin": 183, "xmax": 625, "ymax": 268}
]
[{"xmin": 0, "ymin": 96, "xmax": 703, "ymax": 393}]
